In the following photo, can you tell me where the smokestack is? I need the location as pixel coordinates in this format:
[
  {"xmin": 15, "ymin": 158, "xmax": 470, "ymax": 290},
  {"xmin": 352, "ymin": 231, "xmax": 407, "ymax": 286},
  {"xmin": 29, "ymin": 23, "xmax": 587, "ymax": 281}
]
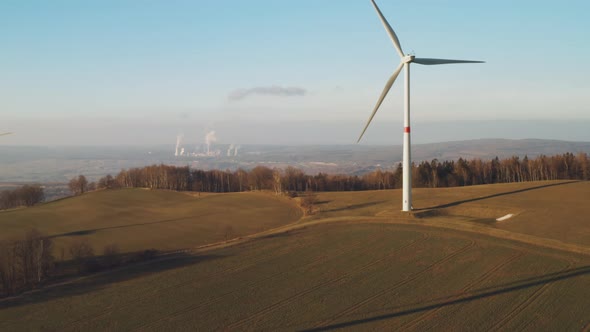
[
  {"xmin": 227, "ymin": 144, "xmax": 235, "ymax": 157},
  {"xmin": 205, "ymin": 130, "xmax": 217, "ymax": 156}
]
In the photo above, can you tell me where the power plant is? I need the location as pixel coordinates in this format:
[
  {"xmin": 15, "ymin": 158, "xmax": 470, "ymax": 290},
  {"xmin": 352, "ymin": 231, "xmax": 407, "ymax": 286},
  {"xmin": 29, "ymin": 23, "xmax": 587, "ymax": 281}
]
[{"xmin": 173, "ymin": 131, "xmax": 238, "ymax": 158}]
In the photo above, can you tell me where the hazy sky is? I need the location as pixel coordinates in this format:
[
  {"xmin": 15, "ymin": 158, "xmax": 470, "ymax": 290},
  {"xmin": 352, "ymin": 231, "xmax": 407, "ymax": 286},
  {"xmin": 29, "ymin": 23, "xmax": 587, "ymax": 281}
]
[{"xmin": 1, "ymin": 0, "xmax": 589, "ymax": 145}]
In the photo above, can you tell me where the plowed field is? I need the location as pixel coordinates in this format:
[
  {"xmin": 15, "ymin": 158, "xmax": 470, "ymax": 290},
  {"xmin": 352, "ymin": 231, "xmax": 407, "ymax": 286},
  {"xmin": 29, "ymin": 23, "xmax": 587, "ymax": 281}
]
[{"xmin": 2, "ymin": 223, "xmax": 588, "ymax": 331}]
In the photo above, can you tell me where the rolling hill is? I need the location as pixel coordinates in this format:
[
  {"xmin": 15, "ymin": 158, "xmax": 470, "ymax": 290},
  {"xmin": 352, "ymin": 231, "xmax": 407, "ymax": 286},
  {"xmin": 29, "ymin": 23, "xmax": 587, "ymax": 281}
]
[
  {"xmin": 310, "ymin": 180, "xmax": 590, "ymax": 249},
  {"xmin": 0, "ymin": 188, "xmax": 302, "ymax": 255},
  {"xmin": 1, "ymin": 181, "xmax": 590, "ymax": 330},
  {"xmin": 1, "ymin": 223, "xmax": 588, "ymax": 331}
]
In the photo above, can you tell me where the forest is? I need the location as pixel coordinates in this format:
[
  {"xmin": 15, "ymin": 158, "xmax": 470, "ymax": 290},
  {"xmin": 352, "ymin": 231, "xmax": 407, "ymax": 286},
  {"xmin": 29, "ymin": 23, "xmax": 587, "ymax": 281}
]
[{"xmin": 91, "ymin": 152, "xmax": 589, "ymax": 194}]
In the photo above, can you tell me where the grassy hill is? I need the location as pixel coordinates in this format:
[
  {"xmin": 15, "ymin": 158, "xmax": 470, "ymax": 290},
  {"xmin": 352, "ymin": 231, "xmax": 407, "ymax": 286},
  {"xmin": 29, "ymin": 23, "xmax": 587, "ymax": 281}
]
[
  {"xmin": 311, "ymin": 180, "xmax": 590, "ymax": 248},
  {"xmin": 1, "ymin": 181, "xmax": 590, "ymax": 330},
  {"xmin": 0, "ymin": 188, "xmax": 302, "ymax": 255},
  {"xmin": 1, "ymin": 222, "xmax": 588, "ymax": 331}
]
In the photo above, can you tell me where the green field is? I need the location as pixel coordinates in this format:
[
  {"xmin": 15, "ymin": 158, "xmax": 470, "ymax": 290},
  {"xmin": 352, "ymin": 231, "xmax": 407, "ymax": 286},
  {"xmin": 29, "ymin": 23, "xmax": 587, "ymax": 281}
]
[
  {"xmin": 0, "ymin": 188, "xmax": 302, "ymax": 255},
  {"xmin": 1, "ymin": 181, "xmax": 590, "ymax": 330}
]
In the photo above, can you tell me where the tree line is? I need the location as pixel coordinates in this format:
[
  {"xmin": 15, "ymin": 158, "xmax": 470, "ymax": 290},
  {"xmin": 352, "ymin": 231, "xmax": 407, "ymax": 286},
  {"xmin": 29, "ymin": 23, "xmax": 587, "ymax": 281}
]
[
  {"xmin": 0, "ymin": 229, "xmax": 53, "ymax": 296},
  {"xmin": 93, "ymin": 152, "xmax": 589, "ymax": 194},
  {"xmin": 0, "ymin": 229, "xmax": 159, "ymax": 297},
  {"xmin": 412, "ymin": 152, "xmax": 589, "ymax": 188},
  {"xmin": 0, "ymin": 184, "xmax": 44, "ymax": 210}
]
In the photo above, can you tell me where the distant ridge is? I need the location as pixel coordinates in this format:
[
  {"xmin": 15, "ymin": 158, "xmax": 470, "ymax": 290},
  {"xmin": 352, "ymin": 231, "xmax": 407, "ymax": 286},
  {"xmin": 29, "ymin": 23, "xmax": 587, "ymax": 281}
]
[
  {"xmin": 412, "ymin": 138, "xmax": 590, "ymax": 161},
  {"xmin": 235, "ymin": 138, "xmax": 590, "ymax": 164},
  {"xmin": 1, "ymin": 139, "xmax": 589, "ymax": 182}
]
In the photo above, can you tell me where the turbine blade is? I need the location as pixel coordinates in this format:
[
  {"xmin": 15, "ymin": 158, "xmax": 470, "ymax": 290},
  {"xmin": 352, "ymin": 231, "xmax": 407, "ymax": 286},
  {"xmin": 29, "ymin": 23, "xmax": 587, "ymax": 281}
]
[
  {"xmin": 413, "ymin": 58, "xmax": 485, "ymax": 65},
  {"xmin": 370, "ymin": 0, "xmax": 404, "ymax": 58},
  {"xmin": 358, "ymin": 63, "xmax": 404, "ymax": 143},
  {"xmin": 0, "ymin": 132, "xmax": 13, "ymax": 136}
]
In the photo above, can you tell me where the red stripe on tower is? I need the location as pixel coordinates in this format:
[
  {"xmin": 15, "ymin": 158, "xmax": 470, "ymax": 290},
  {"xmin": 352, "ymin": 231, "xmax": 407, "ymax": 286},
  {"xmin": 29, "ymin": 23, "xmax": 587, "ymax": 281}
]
[{"xmin": 404, "ymin": 126, "xmax": 410, "ymax": 133}]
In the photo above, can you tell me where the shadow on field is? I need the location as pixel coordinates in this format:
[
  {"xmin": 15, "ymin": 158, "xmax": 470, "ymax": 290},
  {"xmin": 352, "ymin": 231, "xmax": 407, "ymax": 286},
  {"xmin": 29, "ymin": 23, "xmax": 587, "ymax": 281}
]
[
  {"xmin": 302, "ymin": 264, "xmax": 590, "ymax": 331},
  {"xmin": 324, "ymin": 201, "xmax": 387, "ymax": 213},
  {"xmin": 0, "ymin": 252, "xmax": 224, "ymax": 309},
  {"xmin": 414, "ymin": 181, "xmax": 578, "ymax": 211},
  {"xmin": 48, "ymin": 214, "xmax": 211, "ymax": 239}
]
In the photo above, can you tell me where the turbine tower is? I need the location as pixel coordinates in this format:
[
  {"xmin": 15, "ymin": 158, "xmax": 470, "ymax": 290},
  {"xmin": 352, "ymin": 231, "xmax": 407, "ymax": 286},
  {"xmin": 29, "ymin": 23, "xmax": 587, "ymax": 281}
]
[{"xmin": 358, "ymin": 0, "xmax": 484, "ymax": 212}]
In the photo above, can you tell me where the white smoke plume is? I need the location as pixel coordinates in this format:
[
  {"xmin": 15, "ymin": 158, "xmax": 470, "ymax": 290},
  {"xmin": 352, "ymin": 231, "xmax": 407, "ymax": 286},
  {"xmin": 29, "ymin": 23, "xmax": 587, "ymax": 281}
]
[
  {"xmin": 175, "ymin": 134, "xmax": 183, "ymax": 157},
  {"xmin": 234, "ymin": 145, "xmax": 240, "ymax": 156},
  {"xmin": 227, "ymin": 144, "xmax": 235, "ymax": 157},
  {"xmin": 205, "ymin": 130, "xmax": 217, "ymax": 154}
]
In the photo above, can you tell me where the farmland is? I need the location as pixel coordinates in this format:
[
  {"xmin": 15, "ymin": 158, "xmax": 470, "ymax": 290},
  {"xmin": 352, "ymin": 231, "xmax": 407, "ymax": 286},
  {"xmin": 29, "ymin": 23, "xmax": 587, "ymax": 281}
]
[
  {"xmin": 1, "ymin": 181, "xmax": 590, "ymax": 330},
  {"xmin": 311, "ymin": 180, "xmax": 590, "ymax": 248},
  {"xmin": 1, "ymin": 223, "xmax": 589, "ymax": 331},
  {"xmin": 0, "ymin": 188, "xmax": 302, "ymax": 255}
]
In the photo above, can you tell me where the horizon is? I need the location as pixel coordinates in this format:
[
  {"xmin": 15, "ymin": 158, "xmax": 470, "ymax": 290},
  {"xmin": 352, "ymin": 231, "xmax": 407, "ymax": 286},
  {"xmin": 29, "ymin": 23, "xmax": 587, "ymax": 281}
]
[
  {"xmin": 2, "ymin": 136, "xmax": 590, "ymax": 149},
  {"xmin": 2, "ymin": 1, "xmax": 590, "ymax": 146},
  {"xmin": 3, "ymin": 136, "xmax": 589, "ymax": 184},
  {"xmin": 2, "ymin": 119, "xmax": 590, "ymax": 146}
]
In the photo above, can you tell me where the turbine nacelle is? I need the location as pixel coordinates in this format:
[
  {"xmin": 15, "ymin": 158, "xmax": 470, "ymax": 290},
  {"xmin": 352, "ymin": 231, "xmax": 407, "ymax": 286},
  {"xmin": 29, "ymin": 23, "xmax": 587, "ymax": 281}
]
[{"xmin": 402, "ymin": 55, "xmax": 415, "ymax": 63}]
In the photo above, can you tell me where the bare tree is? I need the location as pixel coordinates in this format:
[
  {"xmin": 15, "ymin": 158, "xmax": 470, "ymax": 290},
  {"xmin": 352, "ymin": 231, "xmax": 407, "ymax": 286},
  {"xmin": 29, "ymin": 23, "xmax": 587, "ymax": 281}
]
[
  {"xmin": 16, "ymin": 229, "xmax": 53, "ymax": 288},
  {"xmin": 68, "ymin": 175, "xmax": 89, "ymax": 195},
  {"xmin": 0, "ymin": 229, "xmax": 53, "ymax": 296},
  {"xmin": 300, "ymin": 189, "xmax": 318, "ymax": 215},
  {"xmin": 0, "ymin": 240, "xmax": 19, "ymax": 295},
  {"xmin": 69, "ymin": 240, "xmax": 95, "ymax": 273},
  {"xmin": 272, "ymin": 168, "xmax": 283, "ymax": 195},
  {"xmin": 68, "ymin": 177, "xmax": 80, "ymax": 195},
  {"xmin": 78, "ymin": 175, "xmax": 88, "ymax": 194},
  {"xmin": 0, "ymin": 185, "xmax": 44, "ymax": 210},
  {"xmin": 98, "ymin": 174, "xmax": 119, "ymax": 189}
]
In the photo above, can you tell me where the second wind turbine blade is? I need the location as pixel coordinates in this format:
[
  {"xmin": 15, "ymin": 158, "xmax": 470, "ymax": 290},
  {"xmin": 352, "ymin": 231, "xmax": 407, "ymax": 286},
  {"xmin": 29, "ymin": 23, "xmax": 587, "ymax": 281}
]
[
  {"xmin": 413, "ymin": 58, "xmax": 485, "ymax": 65},
  {"xmin": 370, "ymin": 0, "xmax": 404, "ymax": 58},
  {"xmin": 358, "ymin": 62, "xmax": 404, "ymax": 143}
]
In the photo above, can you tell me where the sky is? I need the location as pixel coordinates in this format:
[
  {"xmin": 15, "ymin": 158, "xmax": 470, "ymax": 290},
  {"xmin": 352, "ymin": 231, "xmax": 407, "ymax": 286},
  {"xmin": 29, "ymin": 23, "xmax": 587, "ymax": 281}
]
[{"xmin": 1, "ymin": 0, "xmax": 589, "ymax": 146}]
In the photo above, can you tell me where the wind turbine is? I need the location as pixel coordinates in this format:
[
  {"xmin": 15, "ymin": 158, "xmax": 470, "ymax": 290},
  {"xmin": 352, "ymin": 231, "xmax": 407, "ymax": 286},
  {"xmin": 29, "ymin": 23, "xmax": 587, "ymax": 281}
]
[{"xmin": 358, "ymin": 0, "xmax": 484, "ymax": 212}]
